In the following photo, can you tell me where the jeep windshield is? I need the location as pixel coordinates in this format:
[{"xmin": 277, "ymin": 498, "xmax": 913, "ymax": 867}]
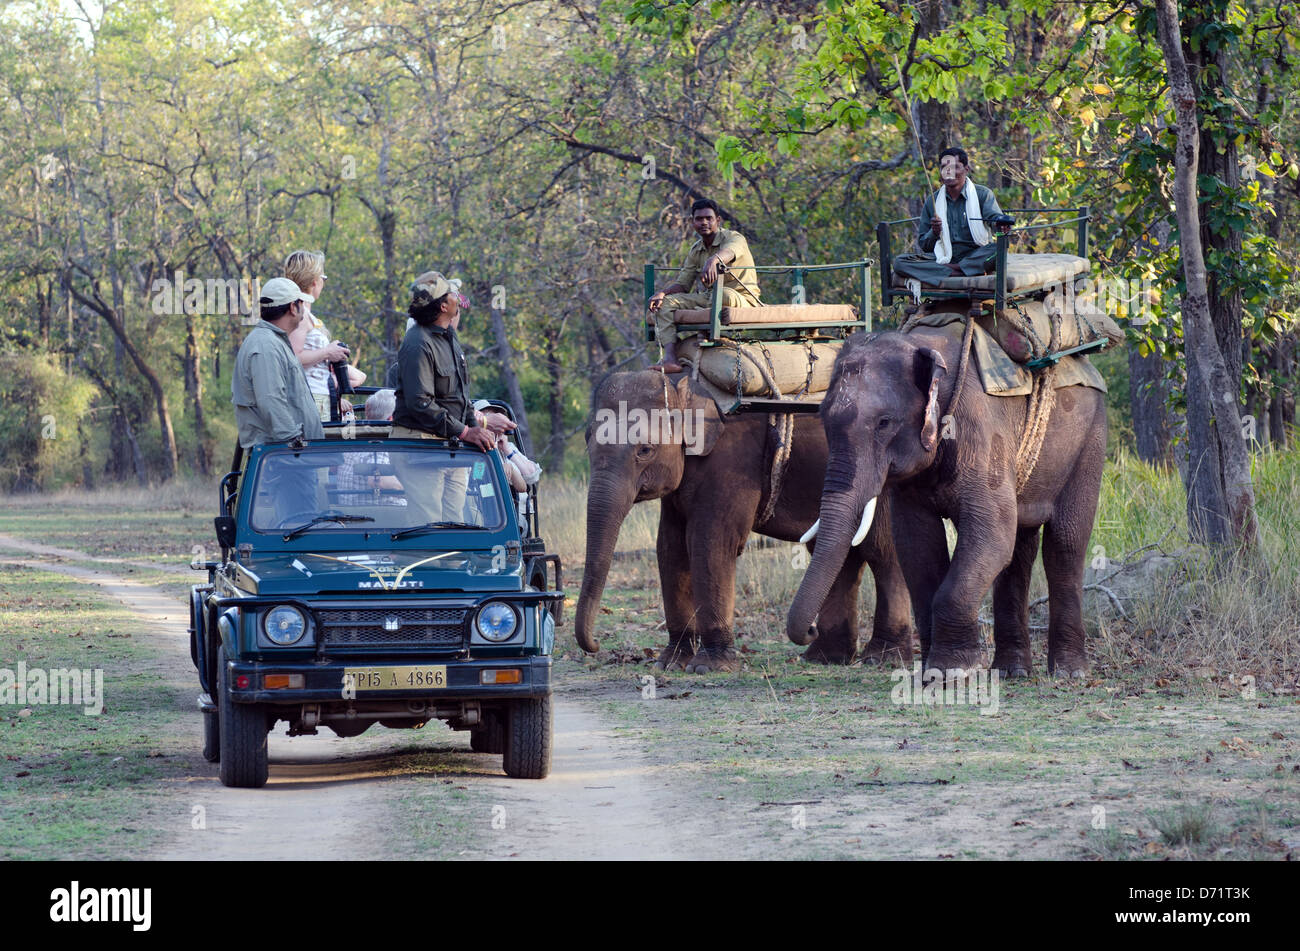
[{"xmin": 249, "ymin": 444, "xmax": 508, "ymax": 534}]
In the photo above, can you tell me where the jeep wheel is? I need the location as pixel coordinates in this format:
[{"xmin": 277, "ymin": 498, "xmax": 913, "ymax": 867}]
[
  {"xmin": 502, "ymin": 695, "xmax": 551, "ymax": 779},
  {"xmin": 470, "ymin": 711, "xmax": 504, "ymax": 754},
  {"xmin": 202, "ymin": 709, "xmax": 221, "ymax": 763},
  {"xmin": 218, "ymin": 648, "xmax": 269, "ymax": 788}
]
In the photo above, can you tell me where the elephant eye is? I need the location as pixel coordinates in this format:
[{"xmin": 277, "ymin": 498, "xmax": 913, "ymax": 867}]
[
  {"xmin": 877, "ymin": 416, "xmax": 892, "ymax": 430},
  {"xmin": 636, "ymin": 444, "xmax": 655, "ymax": 457}
]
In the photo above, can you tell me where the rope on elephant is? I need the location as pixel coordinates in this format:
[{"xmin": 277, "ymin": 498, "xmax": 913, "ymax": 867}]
[
  {"xmin": 941, "ymin": 314, "xmax": 978, "ymax": 424},
  {"xmin": 1012, "ymin": 307, "xmax": 1063, "ymax": 490},
  {"xmin": 710, "ymin": 339, "xmax": 796, "ymax": 525},
  {"xmin": 753, "ymin": 341, "xmax": 795, "ymax": 525}
]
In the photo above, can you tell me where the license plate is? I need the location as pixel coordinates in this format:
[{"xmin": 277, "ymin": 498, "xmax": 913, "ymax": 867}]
[{"xmin": 342, "ymin": 666, "xmax": 447, "ymax": 691}]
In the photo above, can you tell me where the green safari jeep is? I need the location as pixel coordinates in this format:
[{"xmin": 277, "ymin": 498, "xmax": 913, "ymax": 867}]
[{"xmin": 188, "ymin": 404, "xmax": 564, "ymax": 788}]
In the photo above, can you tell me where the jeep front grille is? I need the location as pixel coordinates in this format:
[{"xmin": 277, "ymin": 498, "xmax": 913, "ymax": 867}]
[{"xmin": 317, "ymin": 607, "xmax": 467, "ymax": 649}]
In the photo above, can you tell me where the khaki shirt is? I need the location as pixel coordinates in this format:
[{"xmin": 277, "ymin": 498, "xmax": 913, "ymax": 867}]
[
  {"xmin": 670, "ymin": 229, "xmax": 761, "ymax": 305},
  {"xmin": 231, "ymin": 319, "xmax": 324, "ymax": 448}
]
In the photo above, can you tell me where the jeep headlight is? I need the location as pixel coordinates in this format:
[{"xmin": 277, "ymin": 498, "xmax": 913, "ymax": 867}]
[
  {"xmin": 475, "ymin": 602, "xmax": 519, "ymax": 642},
  {"xmin": 264, "ymin": 605, "xmax": 307, "ymax": 646}
]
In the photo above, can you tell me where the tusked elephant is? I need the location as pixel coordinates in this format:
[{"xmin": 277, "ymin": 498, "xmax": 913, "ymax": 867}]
[
  {"xmin": 575, "ymin": 369, "xmax": 913, "ymax": 672},
  {"xmin": 786, "ymin": 329, "xmax": 1107, "ymax": 678}
]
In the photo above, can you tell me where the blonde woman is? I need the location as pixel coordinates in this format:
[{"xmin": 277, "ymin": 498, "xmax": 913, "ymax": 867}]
[{"xmin": 284, "ymin": 250, "xmax": 365, "ymax": 420}]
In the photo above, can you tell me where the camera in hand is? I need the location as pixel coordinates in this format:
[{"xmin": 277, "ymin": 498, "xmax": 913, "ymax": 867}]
[{"xmin": 330, "ymin": 341, "xmax": 355, "ymax": 396}]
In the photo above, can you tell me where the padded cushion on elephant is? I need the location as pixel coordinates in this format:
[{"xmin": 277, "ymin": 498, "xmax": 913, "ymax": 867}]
[
  {"xmin": 911, "ymin": 319, "xmax": 1107, "ymax": 396},
  {"xmin": 680, "ymin": 367, "xmax": 827, "ymax": 417},
  {"xmin": 673, "ymin": 303, "xmax": 858, "ymax": 326},
  {"xmin": 892, "ymin": 253, "xmax": 1090, "ymax": 292},
  {"xmin": 676, "ymin": 338, "xmax": 842, "ymax": 397}
]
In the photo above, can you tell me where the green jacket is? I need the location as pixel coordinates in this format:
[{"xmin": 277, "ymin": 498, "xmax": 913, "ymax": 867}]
[
  {"xmin": 231, "ymin": 319, "xmax": 324, "ymax": 448},
  {"xmin": 392, "ymin": 322, "xmax": 477, "ymax": 438}
]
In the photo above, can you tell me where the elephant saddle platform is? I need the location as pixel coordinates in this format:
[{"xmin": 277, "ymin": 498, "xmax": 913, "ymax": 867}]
[{"xmin": 902, "ymin": 312, "xmax": 1109, "ymax": 397}]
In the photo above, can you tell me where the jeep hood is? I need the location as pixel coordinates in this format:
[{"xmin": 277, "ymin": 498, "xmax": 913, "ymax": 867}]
[{"xmin": 235, "ymin": 549, "xmax": 523, "ymax": 595}]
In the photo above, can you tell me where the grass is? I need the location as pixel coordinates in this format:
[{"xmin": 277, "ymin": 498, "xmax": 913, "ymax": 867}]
[
  {"xmin": 555, "ymin": 627, "xmax": 1299, "ymax": 859},
  {"xmin": 0, "ymin": 564, "xmax": 196, "ymax": 859}
]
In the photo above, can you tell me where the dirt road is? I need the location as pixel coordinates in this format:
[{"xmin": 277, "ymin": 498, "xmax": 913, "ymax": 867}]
[{"xmin": 0, "ymin": 540, "xmax": 688, "ymax": 860}]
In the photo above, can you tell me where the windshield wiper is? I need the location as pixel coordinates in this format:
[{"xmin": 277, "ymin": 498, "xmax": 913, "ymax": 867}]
[
  {"xmin": 283, "ymin": 514, "xmax": 375, "ymax": 540},
  {"xmin": 392, "ymin": 521, "xmax": 487, "ymax": 540}
]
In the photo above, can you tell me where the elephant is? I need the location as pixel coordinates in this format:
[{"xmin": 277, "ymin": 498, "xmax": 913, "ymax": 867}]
[
  {"xmin": 575, "ymin": 369, "xmax": 914, "ymax": 673},
  {"xmin": 786, "ymin": 328, "xmax": 1107, "ymax": 678}
]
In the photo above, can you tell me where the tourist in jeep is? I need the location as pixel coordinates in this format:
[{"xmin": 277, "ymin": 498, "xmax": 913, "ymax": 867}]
[{"xmin": 391, "ymin": 270, "xmax": 515, "ymax": 523}]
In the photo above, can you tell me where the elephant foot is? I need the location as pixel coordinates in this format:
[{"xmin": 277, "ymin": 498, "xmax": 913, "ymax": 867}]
[
  {"xmin": 922, "ymin": 646, "xmax": 986, "ymax": 678},
  {"xmin": 654, "ymin": 640, "xmax": 696, "ymax": 671},
  {"xmin": 1047, "ymin": 650, "xmax": 1089, "ymax": 679},
  {"xmin": 860, "ymin": 636, "xmax": 912, "ymax": 668},
  {"xmin": 685, "ymin": 647, "xmax": 739, "ymax": 674},
  {"xmin": 991, "ymin": 651, "xmax": 1033, "ymax": 678},
  {"xmin": 801, "ymin": 642, "xmax": 855, "ymax": 665}
]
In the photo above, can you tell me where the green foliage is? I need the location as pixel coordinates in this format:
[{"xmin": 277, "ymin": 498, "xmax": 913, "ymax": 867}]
[
  {"xmin": 0, "ymin": 353, "xmax": 97, "ymax": 491},
  {"xmin": 0, "ymin": 0, "xmax": 1295, "ymax": 488}
]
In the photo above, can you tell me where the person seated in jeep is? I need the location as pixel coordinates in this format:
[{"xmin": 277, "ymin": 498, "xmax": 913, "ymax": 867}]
[{"xmin": 335, "ymin": 389, "xmax": 406, "ymax": 506}]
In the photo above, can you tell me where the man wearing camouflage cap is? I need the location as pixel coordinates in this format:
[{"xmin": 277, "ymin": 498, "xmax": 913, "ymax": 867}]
[{"xmin": 391, "ymin": 270, "xmax": 514, "ymax": 522}]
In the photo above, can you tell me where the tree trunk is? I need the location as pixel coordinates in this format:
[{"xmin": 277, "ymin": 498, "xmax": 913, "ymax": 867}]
[
  {"xmin": 1129, "ymin": 346, "xmax": 1173, "ymax": 464},
  {"xmin": 184, "ymin": 314, "xmax": 210, "ymax": 475},
  {"xmin": 543, "ymin": 325, "xmax": 566, "ymax": 472},
  {"xmin": 1188, "ymin": 3, "xmax": 1245, "ymax": 405},
  {"xmin": 1267, "ymin": 333, "xmax": 1296, "ymax": 447},
  {"xmin": 488, "ymin": 301, "xmax": 533, "ymax": 457},
  {"xmin": 1155, "ymin": 0, "xmax": 1260, "ymax": 555},
  {"xmin": 69, "ymin": 283, "xmax": 178, "ymax": 481}
]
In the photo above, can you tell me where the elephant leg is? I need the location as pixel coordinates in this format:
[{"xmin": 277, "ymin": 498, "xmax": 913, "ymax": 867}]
[
  {"xmin": 928, "ymin": 500, "xmax": 1017, "ymax": 674},
  {"xmin": 681, "ymin": 520, "xmax": 746, "ymax": 674},
  {"xmin": 892, "ymin": 494, "xmax": 949, "ymax": 665},
  {"xmin": 1042, "ymin": 469, "xmax": 1103, "ymax": 677},
  {"xmin": 1041, "ymin": 519, "xmax": 1091, "ymax": 677},
  {"xmin": 801, "ymin": 545, "xmax": 865, "ymax": 665},
  {"xmin": 859, "ymin": 493, "xmax": 914, "ymax": 666},
  {"xmin": 1041, "ymin": 410, "xmax": 1105, "ymax": 677},
  {"xmin": 655, "ymin": 503, "xmax": 698, "ymax": 670},
  {"xmin": 990, "ymin": 525, "xmax": 1041, "ymax": 677}
]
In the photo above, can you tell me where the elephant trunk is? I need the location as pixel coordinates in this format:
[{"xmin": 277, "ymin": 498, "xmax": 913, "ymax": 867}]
[
  {"xmin": 574, "ymin": 471, "xmax": 638, "ymax": 653},
  {"xmin": 786, "ymin": 460, "xmax": 880, "ymax": 645}
]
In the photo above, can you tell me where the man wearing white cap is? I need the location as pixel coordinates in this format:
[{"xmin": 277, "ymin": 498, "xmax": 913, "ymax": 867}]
[
  {"xmin": 231, "ymin": 277, "xmax": 324, "ymax": 448},
  {"xmin": 391, "ymin": 270, "xmax": 515, "ymax": 522}
]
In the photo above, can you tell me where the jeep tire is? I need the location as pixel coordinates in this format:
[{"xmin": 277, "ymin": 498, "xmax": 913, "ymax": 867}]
[
  {"xmin": 218, "ymin": 648, "xmax": 269, "ymax": 787},
  {"xmin": 502, "ymin": 695, "xmax": 551, "ymax": 779},
  {"xmin": 470, "ymin": 711, "xmax": 504, "ymax": 754}
]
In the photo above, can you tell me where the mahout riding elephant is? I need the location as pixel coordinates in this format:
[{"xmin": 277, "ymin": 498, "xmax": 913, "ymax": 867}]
[
  {"xmin": 786, "ymin": 328, "xmax": 1107, "ymax": 677},
  {"xmin": 575, "ymin": 369, "xmax": 913, "ymax": 672}
]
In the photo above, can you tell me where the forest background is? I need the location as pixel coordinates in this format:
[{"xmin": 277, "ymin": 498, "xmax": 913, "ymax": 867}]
[{"xmin": 0, "ymin": 0, "xmax": 1295, "ymax": 507}]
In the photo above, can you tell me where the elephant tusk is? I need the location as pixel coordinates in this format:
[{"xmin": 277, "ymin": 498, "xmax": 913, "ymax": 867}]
[
  {"xmin": 799, "ymin": 519, "xmax": 819, "ymax": 544},
  {"xmin": 851, "ymin": 497, "xmax": 878, "ymax": 547}
]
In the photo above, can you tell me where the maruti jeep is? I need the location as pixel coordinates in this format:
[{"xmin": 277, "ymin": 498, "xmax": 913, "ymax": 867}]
[{"xmin": 188, "ymin": 405, "xmax": 563, "ymax": 788}]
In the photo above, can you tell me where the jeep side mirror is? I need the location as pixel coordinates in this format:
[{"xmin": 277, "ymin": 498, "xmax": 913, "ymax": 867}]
[{"xmin": 214, "ymin": 516, "xmax": 236, "ymax": 549}]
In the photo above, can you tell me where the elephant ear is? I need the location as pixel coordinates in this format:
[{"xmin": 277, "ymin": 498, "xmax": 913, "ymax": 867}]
[
  {"xmin": 673, "ymin": 375, "xmax": 725, "ymax": 456},
  {"xmin": 913, "ymin": 346, "xmax": 949, "ymax": 452}
]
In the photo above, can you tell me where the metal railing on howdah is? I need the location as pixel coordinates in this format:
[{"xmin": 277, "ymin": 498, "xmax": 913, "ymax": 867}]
[
  {"xmin": 877, "ymin": 206, "xmax": 1090, "ymax": 311},
  {"xmin": 642, "ymin": 258, "xmax": 874, "ymax": 342}
]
